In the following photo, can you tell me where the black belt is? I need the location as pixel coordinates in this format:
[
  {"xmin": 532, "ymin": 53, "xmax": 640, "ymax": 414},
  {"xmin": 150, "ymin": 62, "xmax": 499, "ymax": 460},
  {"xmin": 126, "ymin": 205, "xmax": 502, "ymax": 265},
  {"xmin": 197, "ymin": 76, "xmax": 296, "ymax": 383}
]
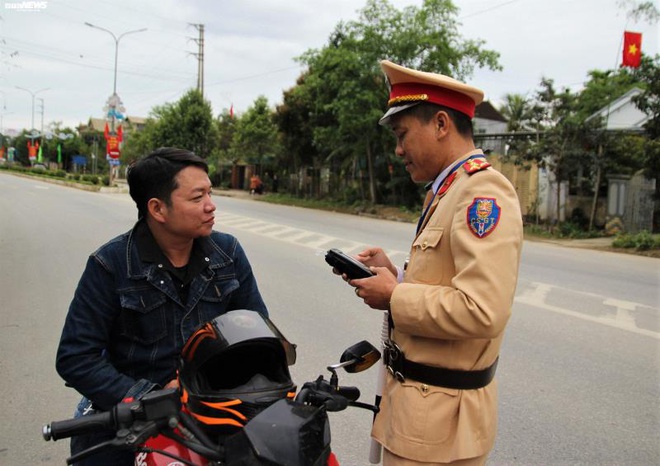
[{"xmin": 383, "ymin": 341, "xmax": 498, "ymax": 390}]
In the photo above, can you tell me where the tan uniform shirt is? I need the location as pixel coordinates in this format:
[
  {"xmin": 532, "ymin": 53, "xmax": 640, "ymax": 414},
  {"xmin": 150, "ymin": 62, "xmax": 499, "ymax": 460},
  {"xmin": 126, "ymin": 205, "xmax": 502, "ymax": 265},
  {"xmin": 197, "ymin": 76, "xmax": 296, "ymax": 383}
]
[{"xmin": 372, "ymin": 150, "xmax": 523, "ymax": 463}]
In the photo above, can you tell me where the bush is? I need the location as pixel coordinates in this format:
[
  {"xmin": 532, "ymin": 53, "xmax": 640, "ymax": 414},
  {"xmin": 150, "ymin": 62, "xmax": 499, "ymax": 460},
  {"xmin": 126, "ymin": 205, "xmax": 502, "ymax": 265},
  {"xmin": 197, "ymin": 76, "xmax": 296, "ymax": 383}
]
[
  {"xmin": 612, "ymin": 231, "xmax": 659, "ymax": 251},
  {"xmin": 81, "ymin": 174, "xmax": 100, "ymax": 185},
  {"xmin": 557, "ymin": 221, "xmax": 584, "ymax": 238},
  {"xmin": 633, "ymin": 231, "xmax": 656, "ymax": 251}
]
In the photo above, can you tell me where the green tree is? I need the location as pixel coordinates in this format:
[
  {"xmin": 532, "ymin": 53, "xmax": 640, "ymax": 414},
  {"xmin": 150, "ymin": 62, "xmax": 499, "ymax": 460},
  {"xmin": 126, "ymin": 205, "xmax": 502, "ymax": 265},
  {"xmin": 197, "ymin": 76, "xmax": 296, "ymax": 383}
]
[
  {"xmin": 576, "ymin": 67, "xmax": 642, "ymax": 229},
  {"xmin": 292, "ymin": 0, "xmax": 501, "ymax": 206},
  {"xmin": 231, "ymin": 96, "xmax": 281, "ymax": 174},
  {"xmin": 215, "ymin": 109, "xmax": 238, "ymax": 160},
  {"xmin": 205, "ymin": 109, "xmax": 239, "ymax": 188},
  {"xmin": 276, "ymin": 73, "xmax": 321, "ymax": 177},
  {"xmin": 501, "ymin": 93, "xmax": 534, "ymax": 133},
  {"xmin": 122, "ymin": 89, "xmax": 219, "ymax": 161},
  {"xmin": 631, "ymin": 54, "xmax": 660, "ymax": 229},
  {"xmin": 509, "ymin": 66, "xmax": 650, "ymax": 229},
  {"xmin": 509, "ymin": 79, "xmax": 584, "ymax": 224}
]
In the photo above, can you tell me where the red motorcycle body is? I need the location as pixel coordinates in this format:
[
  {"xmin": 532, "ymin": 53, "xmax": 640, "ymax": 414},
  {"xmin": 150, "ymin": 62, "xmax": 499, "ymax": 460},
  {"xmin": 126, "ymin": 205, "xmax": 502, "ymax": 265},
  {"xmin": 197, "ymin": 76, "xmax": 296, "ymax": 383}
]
[
  {"xmin": 136, "ymin": 433, "xmax": 207, "ymax": 465},
  {"xmin": 136, "ymin": 433, "xmax": 339, "ymax": 466}
]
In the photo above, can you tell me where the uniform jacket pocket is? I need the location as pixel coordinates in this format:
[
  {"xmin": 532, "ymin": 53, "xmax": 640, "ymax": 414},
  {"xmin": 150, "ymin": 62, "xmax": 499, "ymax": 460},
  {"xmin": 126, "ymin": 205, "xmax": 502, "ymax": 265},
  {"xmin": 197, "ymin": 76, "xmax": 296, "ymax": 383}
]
[
  {"xmin": 409, "ymin": 227, "xmax": 444, "ymax": 284},
  {"xmin": 389, "ymin": 380, "xmax": 459, "ymax": 445}
]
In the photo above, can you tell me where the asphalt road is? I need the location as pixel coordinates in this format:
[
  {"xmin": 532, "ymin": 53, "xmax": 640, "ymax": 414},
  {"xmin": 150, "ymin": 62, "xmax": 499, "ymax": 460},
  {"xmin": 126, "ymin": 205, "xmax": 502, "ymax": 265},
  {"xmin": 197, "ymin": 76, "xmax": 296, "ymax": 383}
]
[{"xmin": 1, "ymin": 172, "xmax": 658, "ymax": 465}]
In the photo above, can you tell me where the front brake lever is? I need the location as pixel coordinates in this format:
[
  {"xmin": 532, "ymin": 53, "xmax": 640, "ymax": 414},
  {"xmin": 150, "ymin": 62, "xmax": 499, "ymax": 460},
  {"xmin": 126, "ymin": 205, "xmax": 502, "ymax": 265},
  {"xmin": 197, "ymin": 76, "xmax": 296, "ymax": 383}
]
[{"xmin": 347, "ymin": 400, "xmax": 380, "ymax": 413}]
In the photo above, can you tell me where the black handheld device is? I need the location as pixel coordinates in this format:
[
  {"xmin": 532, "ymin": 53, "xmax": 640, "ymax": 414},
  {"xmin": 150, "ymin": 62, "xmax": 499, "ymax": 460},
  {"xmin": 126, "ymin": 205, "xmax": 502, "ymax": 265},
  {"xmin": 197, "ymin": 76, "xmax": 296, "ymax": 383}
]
[{"xmin": 325, "ymin": 248, "xmax": 375, "ymax": 279}]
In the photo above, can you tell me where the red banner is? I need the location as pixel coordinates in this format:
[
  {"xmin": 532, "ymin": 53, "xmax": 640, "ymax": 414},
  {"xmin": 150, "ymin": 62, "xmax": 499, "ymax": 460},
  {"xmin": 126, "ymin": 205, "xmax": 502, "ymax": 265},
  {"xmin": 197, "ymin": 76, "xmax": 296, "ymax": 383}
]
[
  {"xmin": 106, "ymin": 136, "xmax": 120, "ymax": 159},
  {"xmin": 104, "ymin": 122, "xmax": 121, "ymax": 159}
]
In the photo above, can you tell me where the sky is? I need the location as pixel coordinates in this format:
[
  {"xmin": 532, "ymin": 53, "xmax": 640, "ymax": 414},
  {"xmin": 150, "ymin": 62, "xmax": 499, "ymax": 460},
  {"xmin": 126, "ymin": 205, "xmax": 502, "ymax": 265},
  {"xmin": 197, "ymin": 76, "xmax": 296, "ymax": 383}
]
[{"xmin": 0, "ymin": 0, "xmax": 658, "ymax": 134}]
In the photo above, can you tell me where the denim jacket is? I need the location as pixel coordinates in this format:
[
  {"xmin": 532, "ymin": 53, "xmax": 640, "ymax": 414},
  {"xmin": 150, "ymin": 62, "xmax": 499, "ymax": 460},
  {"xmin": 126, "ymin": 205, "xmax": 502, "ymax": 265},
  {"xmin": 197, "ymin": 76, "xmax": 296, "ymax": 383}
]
[{"xmin": 56, "ymin": 223, "xmax": 267, "ymax": 411}]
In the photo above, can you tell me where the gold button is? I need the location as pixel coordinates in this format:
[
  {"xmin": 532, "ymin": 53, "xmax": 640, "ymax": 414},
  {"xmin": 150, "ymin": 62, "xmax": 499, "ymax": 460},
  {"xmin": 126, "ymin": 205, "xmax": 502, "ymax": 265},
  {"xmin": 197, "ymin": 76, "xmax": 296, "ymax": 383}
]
[
  {"xmin": 421, "ymin": 384, "xmax": 429, "ymax": 394},
  {"xmin": 422, "ymin": 241, "xmax": 428, "ymax": 248}
]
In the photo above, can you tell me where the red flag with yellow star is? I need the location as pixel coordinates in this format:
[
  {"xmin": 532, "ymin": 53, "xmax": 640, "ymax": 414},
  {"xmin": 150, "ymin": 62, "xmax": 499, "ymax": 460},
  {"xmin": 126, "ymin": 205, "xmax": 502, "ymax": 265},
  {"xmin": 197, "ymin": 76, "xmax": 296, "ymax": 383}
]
[{"xmin": 622, "ymin": 31, "xmax": 642, "ymax": 68}]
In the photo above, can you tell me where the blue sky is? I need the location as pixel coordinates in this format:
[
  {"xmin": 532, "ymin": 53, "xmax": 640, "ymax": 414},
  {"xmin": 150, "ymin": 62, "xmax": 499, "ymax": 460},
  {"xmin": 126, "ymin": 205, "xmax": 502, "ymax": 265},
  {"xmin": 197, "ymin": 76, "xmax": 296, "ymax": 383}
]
[{"xmin": 0, "ymin": 0, "xmax": 657, "ymax": 132}]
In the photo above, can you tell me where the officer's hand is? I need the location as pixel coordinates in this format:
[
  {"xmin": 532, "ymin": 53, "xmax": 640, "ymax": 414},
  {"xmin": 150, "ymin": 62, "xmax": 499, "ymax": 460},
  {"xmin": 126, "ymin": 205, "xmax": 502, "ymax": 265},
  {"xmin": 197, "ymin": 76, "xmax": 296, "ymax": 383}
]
[
  {"xmin": 356, "ymin": 247, "xmax": 397, "ymax": 277},
  {"xmin": 350, "ymin": 266, "xmax": 397, "ymax": 310}
]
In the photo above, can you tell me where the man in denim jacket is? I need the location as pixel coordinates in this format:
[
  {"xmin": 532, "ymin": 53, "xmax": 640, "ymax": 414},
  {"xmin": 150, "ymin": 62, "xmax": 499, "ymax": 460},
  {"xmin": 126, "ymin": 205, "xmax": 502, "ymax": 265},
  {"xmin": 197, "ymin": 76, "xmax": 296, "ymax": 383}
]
[{"xmin": 56, "ymin": 147, "xmax": 268, "ymax": 465}]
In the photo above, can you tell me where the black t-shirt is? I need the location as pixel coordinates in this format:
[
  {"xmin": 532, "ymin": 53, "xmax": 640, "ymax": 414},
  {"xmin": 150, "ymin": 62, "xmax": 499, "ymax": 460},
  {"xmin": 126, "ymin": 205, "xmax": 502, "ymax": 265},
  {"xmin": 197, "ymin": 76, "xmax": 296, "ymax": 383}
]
[{"xmin": 135, "ymin": 220, "xmax": 208, "ymax": 303}]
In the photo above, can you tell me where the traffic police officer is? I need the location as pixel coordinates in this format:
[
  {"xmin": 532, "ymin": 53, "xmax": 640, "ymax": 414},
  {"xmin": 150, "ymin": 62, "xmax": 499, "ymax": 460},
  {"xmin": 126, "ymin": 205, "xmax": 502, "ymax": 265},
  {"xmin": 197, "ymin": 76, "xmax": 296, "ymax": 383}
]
[{"xmin": 348, "ymin": 60, "xmax": 523, "ymax": 465}]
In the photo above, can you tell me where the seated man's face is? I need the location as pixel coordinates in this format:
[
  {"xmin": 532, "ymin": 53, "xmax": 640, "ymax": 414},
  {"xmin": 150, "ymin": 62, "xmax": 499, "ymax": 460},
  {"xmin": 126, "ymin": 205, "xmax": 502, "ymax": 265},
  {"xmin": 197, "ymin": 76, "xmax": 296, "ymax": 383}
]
[{"xmin": 161, "ymin": 166, "xmax": 216, "ymax": 239}]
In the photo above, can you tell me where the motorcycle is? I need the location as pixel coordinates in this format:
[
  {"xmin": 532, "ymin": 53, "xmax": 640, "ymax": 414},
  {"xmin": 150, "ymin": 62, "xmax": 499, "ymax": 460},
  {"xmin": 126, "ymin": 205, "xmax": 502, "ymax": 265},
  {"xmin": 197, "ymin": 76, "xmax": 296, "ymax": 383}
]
[{"xmin": 43, "ymin": 311, "xmax": 381, "ymax": 466}]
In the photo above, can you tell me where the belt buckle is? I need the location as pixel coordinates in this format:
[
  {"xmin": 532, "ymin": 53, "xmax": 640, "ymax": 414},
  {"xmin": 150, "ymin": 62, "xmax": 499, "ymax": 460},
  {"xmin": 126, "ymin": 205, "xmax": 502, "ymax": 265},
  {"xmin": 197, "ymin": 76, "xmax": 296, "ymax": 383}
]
[{"xmin": 384, "ymin": 340, "xmax": 405, "ymax": 382}]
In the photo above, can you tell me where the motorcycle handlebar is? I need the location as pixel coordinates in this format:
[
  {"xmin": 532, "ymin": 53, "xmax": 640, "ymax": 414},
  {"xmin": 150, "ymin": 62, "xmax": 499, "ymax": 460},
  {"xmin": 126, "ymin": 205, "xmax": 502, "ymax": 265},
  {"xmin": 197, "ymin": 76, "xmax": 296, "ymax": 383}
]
[
  {"xmin": 336, "ymin": 385, "xmax": 360, "ymax": 402},
  {"xmin": 43, "ymin": 389, "xmax": 181, "ymax": 443},
  {"xmin": 295, "ymin": 382, "xmax": 362, "ymax": 412},
  {"xmin": 43, "ymin": 411, "xmax": 114, "ymax": 441}
]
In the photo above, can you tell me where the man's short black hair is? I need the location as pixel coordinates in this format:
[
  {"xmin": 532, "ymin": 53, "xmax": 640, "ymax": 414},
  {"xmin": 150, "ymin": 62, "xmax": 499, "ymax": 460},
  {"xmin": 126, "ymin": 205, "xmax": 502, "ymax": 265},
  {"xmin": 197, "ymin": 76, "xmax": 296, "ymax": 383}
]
[
  {"xmin": 407, "ymin": 102, "xmax": 474, "ymax": 138},
  {"xmin": 127, "ymin": 147, "xmax": 208, "ymax": 219}
]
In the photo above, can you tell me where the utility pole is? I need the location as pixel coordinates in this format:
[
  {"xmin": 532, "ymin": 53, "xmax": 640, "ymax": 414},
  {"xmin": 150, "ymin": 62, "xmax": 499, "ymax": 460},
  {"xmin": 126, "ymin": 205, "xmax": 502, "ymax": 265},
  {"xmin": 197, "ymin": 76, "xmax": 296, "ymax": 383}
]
[
  {"xmin": 38, "ymin": 97, "xmax": 44, "ymax": 136},
  {"xmin": 15, "ymin": 86, "xmax": 49, "ymax": 133},
  {"xmin": 190, "ymin": 24, "xmax": 205, "ymax": 97}
]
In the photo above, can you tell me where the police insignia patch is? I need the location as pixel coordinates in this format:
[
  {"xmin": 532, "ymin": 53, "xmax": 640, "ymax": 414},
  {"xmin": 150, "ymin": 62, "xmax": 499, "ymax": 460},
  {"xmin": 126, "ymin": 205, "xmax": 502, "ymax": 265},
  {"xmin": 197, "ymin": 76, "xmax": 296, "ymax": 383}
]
[{"xmin": 467, "ymin": 197, "xmax": 501, "ymax": 238}]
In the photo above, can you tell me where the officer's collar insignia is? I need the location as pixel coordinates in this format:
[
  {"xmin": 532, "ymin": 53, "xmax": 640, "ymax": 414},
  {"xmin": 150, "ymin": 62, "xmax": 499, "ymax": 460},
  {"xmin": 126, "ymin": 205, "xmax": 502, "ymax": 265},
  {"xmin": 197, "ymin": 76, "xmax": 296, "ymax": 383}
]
[
  {"xmin": 463, "ymin": 156, "xmax": 490, "ymax": 174},
  {"xmin": 438, "ymin": 171, "xmax": 457, "ymax": 197},
  {"xmin": 467, "ymin": 197, "xmax": 501, "ymax": 238}
]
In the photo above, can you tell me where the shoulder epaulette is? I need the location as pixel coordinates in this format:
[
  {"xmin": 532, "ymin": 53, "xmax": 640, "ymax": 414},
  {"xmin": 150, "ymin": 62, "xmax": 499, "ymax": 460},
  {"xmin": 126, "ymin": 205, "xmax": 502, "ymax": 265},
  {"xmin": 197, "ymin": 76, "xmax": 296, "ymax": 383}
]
[{"xmin": 463, "ymin": 156, "xmax": 491, "ymax": 175}]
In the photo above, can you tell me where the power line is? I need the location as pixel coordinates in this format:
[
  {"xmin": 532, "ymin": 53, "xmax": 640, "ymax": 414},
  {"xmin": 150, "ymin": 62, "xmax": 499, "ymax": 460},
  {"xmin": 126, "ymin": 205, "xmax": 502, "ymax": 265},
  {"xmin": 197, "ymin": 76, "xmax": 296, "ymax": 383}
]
[{"xmin": 459, "ymin": 0, "xmax": 523, "ymax": 19}]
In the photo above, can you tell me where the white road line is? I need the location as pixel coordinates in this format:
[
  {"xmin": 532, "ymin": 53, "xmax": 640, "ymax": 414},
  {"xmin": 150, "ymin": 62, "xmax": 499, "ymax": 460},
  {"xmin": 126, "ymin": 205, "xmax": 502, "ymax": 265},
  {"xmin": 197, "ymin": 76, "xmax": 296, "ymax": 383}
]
[
  {"xmin": 515, "ymin": 289, "xmax": 659, "ymax": 339},
  {"xmin": 218, "ymin": 213, "xmax": 658, "ymax": 338},
  {"xmin": 215, "ymin": 213, "xmax": 407, "ymax": 258}
]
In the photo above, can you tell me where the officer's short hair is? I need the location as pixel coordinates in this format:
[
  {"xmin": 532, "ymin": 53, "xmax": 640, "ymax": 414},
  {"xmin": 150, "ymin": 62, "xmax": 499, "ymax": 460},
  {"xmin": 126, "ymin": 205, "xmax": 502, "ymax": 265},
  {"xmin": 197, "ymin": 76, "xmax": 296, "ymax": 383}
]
[{"xmin": 407, "ymin": 102, "xmax": 474, "ymax": 138}]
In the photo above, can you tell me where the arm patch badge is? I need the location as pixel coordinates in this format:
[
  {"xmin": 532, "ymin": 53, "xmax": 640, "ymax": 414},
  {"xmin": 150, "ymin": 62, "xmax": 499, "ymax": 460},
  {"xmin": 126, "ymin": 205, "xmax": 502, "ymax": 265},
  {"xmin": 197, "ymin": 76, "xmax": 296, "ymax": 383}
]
[{"xmin": 467, "ymin": 197, "xmax": 501, "ymax": 238}]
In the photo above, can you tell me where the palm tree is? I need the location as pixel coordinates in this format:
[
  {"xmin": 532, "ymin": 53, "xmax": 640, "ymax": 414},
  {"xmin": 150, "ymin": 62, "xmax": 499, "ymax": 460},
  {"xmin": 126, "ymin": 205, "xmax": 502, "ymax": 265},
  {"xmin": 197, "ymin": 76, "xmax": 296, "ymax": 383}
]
[{"xmin": 500, "ymin": 93, "xmax": 533, "ymax": 132}]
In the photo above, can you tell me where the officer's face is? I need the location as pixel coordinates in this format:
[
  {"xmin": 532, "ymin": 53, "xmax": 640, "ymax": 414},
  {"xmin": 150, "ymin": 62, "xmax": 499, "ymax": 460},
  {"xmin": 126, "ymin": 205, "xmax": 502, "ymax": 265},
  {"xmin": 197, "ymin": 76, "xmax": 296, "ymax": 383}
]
[{"xmin": 391, "ymin": 113, "xmax": 444, "ymax": 183}]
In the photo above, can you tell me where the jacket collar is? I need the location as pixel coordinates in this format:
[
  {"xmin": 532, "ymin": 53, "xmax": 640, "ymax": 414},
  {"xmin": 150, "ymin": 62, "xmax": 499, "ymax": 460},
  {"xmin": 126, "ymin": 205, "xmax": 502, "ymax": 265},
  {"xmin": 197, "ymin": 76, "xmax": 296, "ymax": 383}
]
[{"xmin": 126, "ymin": 221, "xmax": 231, "ymax": 280}]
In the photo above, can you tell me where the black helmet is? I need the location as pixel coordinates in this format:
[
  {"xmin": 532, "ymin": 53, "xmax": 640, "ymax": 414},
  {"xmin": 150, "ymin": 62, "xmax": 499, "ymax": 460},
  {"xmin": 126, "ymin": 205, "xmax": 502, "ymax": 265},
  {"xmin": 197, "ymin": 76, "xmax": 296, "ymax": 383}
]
[{"xmin": 178, "ymin": 310, "xmax": 297, "ymax": 435}]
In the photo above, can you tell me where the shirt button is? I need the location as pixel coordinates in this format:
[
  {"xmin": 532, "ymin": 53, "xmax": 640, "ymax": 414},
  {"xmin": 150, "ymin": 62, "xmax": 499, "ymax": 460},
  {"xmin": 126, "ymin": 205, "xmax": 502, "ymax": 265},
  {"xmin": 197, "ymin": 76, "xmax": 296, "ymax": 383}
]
[
  {"xmin": 422, "ymin": 241, "xmax": 428, "ymax": 248},
  {"xmin": 158, "ymin": 264, "xmax": 163, "ymax": 268},
  {"xmin": 160, "ymin": 280, "xmax": 164, "ymax": 285},
  {"xmin": 421, "ymin": 384, "xmax": 429, "ymax": 394},
  {"xmin": 204, "ymin": 257, "xmax": 210, "ymax": 262}
]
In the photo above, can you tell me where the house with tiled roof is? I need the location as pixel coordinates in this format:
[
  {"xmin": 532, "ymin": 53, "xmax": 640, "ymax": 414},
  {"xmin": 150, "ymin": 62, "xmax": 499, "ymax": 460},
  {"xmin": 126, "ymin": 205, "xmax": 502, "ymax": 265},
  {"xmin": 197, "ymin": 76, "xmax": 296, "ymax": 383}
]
[
  {"xmin": 77, "ymin": 116, "xmax": 147, "ymax": 135},
  {"xmin": 585, "ymin": 87, "xmax": 649, "ymax": 131}
]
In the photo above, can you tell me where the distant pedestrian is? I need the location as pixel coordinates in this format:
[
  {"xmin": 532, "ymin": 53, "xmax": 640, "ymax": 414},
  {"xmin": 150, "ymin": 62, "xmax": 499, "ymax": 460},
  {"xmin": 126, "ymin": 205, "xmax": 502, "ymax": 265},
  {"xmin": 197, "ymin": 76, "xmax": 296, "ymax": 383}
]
[{"xmin": 250, "ymin": 174, "xmax": 263, "ymax": 195}]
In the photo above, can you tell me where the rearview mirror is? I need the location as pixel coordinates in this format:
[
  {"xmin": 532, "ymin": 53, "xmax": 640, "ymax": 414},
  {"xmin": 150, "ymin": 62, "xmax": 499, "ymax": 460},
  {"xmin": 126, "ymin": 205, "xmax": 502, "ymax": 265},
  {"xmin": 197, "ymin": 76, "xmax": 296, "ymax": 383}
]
[{"xmin": 339, "ymin": 340, "xmax": 381, "ymax": 373}]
